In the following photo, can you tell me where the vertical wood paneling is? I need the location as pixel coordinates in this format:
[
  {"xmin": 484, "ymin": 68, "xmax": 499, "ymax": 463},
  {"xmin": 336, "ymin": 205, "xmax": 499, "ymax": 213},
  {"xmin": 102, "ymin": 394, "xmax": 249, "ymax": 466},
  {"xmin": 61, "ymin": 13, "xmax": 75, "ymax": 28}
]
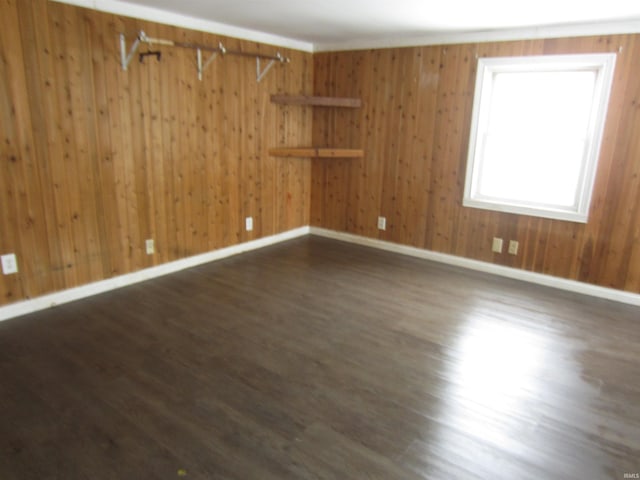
[
  {"xmin": 14, "ymin": 1, "xmax": 63, "ymax": 295},
  {"xmin": 0, "ymin": 0, "xmax": 28, "ymax": 303},
  {"xmin": 4, "ymin": 0, "xmax": 639, "ymax": 305},
  {"xmin": 313, "ymin": 35, "xmax": 640, "ymax": 293},
  {"xmin": 0, "ymin": 0, "xmax": 312, "ymax": 306}
]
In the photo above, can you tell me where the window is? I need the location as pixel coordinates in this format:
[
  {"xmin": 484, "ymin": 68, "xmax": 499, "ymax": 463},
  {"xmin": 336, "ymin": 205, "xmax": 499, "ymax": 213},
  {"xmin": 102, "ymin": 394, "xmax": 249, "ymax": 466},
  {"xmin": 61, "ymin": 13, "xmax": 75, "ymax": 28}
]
[{"xmin": 463, "ymin": 53, "xmax": 616, "ymax": 223}]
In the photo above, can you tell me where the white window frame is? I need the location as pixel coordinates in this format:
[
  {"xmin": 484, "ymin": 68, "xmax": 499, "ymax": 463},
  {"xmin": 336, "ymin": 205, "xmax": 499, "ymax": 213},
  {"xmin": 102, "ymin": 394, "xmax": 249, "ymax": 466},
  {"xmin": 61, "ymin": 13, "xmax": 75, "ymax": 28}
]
[{"xmin": 463, "ymin": 53, "xmax": 616, "ymax": 223}]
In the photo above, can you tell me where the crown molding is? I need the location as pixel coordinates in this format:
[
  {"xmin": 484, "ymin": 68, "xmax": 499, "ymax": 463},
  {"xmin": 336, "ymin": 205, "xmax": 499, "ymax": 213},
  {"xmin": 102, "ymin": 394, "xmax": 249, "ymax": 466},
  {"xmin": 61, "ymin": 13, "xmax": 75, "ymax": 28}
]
[
  {"xmin": 313, "ymin": 20, "xmax": 640, "ymax": 52},
  {"xmin": 49, "ymin": 1, "xmax": 640, "ymax": 53},
  {"xmin": 49, "ymin": 0, "xmax": 314, "ymax": 52}
]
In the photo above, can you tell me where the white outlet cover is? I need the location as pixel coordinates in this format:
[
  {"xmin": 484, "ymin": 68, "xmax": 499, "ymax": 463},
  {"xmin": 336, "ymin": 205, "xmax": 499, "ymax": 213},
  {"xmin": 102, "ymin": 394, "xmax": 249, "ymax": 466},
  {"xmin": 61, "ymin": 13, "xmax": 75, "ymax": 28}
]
[
  {"xmin": 492, "ymin": 237, "xmax": 503, "ymax": 253},
  {"xmin": 509, "ymin": 240, "xmax": 519, "ymax": 255},
  {"xmin": 145, "ymin": 239, "xmax": 154, "ymax": 255},
  {"xmin": 377, "ymin": 216, "xmax": 386, "ymax": 230},
  {"xmin": 1, "ymin": 253, "xmax": 18, "ymax": 274},
  {"xmin": 246, "ymin": 217, "xmax": 253, "ymax": 231}
]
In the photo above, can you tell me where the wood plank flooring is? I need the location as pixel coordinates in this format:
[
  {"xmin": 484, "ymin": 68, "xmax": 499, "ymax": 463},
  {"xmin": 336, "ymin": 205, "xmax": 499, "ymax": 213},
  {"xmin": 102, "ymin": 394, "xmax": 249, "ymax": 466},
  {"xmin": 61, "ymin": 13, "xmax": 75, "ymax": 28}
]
[{"xmin": 0, "ymin": 236, "xmax": 639, "ymax": 479}]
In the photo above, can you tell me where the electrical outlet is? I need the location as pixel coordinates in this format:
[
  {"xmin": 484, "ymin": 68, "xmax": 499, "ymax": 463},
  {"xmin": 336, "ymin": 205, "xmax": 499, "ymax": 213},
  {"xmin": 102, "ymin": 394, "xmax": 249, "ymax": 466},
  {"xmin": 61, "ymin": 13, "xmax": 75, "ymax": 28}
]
[
  {"xmin": 377, "ymin": 216, "xmax": 386, "ymax": 231},
  {"xmin": 145, "ymin": 239, "xmax": 154, "ymax": 255},
  {"xmin": 492, "ymin": 237, "xmax": 503, "ymax": 253},
  {"xmin": 1, "ymin": 253, "xmax": 18, "ymax": 275},
  {"xmin": 508, "ymin": 240, "xmax": 519, "ymax": 255},
  {"xmin": 245, "ymin": 216, "xmax": 253, "ymax": 231}
]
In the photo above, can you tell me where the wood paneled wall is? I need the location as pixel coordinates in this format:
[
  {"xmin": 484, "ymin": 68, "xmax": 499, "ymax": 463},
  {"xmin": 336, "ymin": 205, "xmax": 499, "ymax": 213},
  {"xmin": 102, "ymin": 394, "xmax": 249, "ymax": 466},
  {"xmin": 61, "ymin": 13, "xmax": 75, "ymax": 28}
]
[
  {"xmin": 311, "ymin": 36, "xmax": 640, "ymax": 293},
  {"xmin": 0, "ymin": 0, "xmax": 312, "ymax": 306},
  {"xmin": 2, "ymin": 1, "xmax": 639, "ymax": 307}
]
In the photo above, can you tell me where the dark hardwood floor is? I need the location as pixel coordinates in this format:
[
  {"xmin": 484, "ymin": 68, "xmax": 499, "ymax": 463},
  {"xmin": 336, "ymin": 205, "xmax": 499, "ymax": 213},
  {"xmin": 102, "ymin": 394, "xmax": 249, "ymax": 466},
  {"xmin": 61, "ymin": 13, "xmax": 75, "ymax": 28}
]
[{"xmin": 1, "ymin": 236, "xmax": 639, "ymax": 479}]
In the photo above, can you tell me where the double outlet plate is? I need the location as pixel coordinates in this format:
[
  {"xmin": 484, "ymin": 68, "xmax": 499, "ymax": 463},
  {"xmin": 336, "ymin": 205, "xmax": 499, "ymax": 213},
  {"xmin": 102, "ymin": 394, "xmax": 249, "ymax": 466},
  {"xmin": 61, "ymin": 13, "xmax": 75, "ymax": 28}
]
[
  {"xmin": 378, "ymin": 217, "xmax": 518, "ymax": 255},
  {"xmin": 493, "ymin": 237, "xmax": 519, "ymax": 255}
]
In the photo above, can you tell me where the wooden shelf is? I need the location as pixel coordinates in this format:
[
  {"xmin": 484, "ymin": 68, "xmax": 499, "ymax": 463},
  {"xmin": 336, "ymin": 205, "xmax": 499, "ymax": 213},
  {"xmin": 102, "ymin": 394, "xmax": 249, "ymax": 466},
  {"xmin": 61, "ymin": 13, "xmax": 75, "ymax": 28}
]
[
  {"xmin": 270, "ymin": 94, "xmax": 361, "ymax": 108},
  {"xmin": 270, "ymin": 94, "xmax": 363, "ymax": 158},
  {"xmin": 269, "ymin": 147, "xmax": 364, "ymax": 158}
]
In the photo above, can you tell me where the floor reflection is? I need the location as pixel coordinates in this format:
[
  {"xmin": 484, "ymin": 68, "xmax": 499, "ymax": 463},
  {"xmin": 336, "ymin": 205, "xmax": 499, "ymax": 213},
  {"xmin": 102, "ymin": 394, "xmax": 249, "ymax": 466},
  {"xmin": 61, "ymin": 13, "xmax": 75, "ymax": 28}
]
[{"xmin": 441, "ymin": 314, "xmax": 548, "ymax": 447}]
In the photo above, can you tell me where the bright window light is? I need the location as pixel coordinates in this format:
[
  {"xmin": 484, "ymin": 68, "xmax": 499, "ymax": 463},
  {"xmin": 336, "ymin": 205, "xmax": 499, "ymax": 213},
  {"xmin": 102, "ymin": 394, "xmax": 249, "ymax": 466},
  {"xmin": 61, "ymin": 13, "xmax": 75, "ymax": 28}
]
[{"xmin": 464, "ymin": 54, "xmax": 616, "ymax": 223}]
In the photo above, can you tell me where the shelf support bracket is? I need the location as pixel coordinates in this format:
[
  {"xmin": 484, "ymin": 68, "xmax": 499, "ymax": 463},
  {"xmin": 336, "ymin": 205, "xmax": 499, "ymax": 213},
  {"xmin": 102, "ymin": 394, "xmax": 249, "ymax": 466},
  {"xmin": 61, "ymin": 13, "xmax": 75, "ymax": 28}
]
[
  {"xmin": 256, "ymin": 52, "xmax": 283, "ymax": 83},
  {"xmin": 197, "ymin": 49, "xmax": 216, "ymax": 81},
  {"xmin": 196, "ymin": 42, "xmax": 225, "ymax": 81},
  {"xmin": 120, "ymin": 30, "xmax": 288, "ymax": 82},
  {"xmin": 120, "ymin": 33, "xmax": 141, "ymax": 71}
]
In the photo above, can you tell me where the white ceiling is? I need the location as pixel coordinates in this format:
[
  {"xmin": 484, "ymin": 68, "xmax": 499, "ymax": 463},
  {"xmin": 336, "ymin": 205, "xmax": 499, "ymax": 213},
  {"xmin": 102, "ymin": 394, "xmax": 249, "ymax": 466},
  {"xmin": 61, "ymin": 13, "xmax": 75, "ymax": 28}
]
[{"xmin": 56, "ymin": 0, "xmax": 640, "ymax": 51}]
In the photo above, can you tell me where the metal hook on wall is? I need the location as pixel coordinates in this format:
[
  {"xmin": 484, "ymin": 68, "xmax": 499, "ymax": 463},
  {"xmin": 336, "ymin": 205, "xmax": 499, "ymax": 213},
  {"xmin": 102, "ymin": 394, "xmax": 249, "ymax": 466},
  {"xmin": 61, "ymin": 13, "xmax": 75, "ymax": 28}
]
[{"xmin": 139, "ymin": 50, "xmax": 161, "ymax": 64}]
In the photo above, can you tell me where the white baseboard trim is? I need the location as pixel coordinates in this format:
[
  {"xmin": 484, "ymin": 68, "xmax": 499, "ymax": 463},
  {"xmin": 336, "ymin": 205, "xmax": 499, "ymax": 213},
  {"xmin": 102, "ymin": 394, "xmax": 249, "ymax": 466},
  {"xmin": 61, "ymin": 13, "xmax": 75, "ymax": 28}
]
[
  {"xmin": 2, "ymin": 225, "xmax": 637, "ymax": 322},
  {"xmin": 310, "ymin": 227, "xmax": 640, "ymax": 307},
  {"xmin": 0, "ymin": 226, "xmax": 310, "ymax": 322}
]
